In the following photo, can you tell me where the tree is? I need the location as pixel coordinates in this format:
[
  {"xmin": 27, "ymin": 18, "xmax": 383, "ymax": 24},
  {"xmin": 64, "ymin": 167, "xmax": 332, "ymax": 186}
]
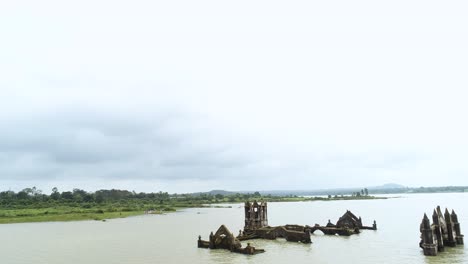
[
  {"xmin": 72, "ymin": 189, "xmax": 88, "ymax": 202},
  {"xmin": 22, "ymin": 188, "xmax": 33, "ymax": 196},
  {"xmin": 17, "ymin": 190, "xmax": 29, "ymax": 200},
  {"xmin": 61, "ymin": 191, "xmax": 73, "ymax": 200},
  {"xmin": 51, "ymin": 187, "xmax": 60, "ymax": 200},
  {"xmin": 364, "ymin": 188, "xmax": 369, "ymax": 196}
]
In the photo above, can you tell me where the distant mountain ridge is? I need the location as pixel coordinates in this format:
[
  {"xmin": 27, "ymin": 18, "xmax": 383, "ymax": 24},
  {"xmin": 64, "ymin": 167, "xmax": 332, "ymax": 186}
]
[
  {"xmin": 368, "ymin": 183, "xmax": 406, "ymax": 189},
  {"xmin": 190, "ymin": 184, "xmax": 468, "ymax": 196},
  {"xmin": 189, "ymin": 189, "xmax": 235, "ymax": 196},
  {"xmin": 190, "ymin": 183, "xmax": 407, "ymax": 196}
]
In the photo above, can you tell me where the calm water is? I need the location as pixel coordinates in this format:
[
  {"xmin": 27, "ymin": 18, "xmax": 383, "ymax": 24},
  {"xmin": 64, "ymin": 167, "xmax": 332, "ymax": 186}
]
[{"xmin": 0, "ymin": 193, "xmax": 466, "ymax": 264}]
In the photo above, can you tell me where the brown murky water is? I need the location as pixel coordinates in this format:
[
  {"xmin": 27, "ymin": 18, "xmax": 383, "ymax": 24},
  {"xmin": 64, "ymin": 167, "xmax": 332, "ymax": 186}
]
[{"xmin": 0, "ymin": 193, "xmax": 466, "ymax": 263}]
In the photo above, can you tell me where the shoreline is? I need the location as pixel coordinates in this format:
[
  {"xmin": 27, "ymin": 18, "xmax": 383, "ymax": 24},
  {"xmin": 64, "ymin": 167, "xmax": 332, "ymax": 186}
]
[{"xmin": 0, "ymin": 196, "xmax": 387, "ymax": 224}]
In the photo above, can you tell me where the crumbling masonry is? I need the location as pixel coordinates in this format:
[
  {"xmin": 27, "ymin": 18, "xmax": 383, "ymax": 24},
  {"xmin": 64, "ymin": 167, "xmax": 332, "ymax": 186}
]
[{"xmin": 420, "ymin": 206, "xmax": 464, "ymax": 256}]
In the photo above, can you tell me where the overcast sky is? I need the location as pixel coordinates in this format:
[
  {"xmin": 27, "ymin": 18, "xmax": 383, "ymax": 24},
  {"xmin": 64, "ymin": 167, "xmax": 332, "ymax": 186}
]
[{"xmin": 1, "ymin": 1, "xmax": 467, "ymax": 193}]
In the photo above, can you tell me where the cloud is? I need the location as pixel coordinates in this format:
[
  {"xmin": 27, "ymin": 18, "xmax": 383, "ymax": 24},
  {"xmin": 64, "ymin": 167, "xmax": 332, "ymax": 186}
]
[
  {"xmin": 0, "ymin": 107, "xmax": 248, "ymax": 178},
  {"xmin": 1, "ymin": 0, "xmax": 468, "ymax": 192},
  {"xmin": 1, "ymin": 100, "xmax": 468, "ymax": 193}
]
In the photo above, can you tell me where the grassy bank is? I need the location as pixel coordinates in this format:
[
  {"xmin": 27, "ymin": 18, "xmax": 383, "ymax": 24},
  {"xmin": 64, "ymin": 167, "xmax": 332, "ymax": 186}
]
[
  {"xmin": 0, "ymin": 208, "xmax": 148, "ymax": 224},
  {"xmin": 1, "ymin": 196, "xmax": 387, "ymax": 224},
  {"xmin": 0, "ymin": 187, "xmax": 387, "ymax": 224},
  {"xmin": 0, "ymin": 204, "xmax": 180, "ymax": 224}
]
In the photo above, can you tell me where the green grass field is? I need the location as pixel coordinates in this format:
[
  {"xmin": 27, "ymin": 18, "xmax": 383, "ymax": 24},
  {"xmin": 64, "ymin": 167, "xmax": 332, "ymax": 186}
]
[{"xmin": 0, "ymin": 208, "xmax": 145, "ymax": 224}]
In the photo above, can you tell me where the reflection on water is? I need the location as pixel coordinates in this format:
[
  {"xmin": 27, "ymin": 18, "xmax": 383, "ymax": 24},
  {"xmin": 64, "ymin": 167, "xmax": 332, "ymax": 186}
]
[{"xmin": 0, "ymin": 193, "xmax": 466, "ymax": 264}]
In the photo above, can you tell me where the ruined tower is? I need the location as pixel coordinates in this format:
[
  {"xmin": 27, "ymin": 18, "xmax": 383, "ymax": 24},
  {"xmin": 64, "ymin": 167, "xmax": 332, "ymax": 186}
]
[
  {"xmin": 432, "ymin": 209, "xmax": 444, "ymax": 251},
  {"xmin": 420, "ymin": 213, "xmax": 437, "ymax": 256},
  {"xmin": 419, "ymin": 206, "xmax": 464, "ymax": 256},
  {"xmin": 244, "ymin": 201, "xmax": 268, "ymax": 229},
  {"xmin": 444, "ymin": 208, "xmax": 457, "ymax": 247},
  {"xmin": 451, "ymin": 210, "xmax": 464, "ymax": 245}
]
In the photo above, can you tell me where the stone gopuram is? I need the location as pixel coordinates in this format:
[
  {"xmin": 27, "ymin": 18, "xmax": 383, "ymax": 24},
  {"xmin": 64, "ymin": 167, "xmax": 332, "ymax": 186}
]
[{"xmin": 419, "ymin": 206, "xmax": 464, "ymax": 256}]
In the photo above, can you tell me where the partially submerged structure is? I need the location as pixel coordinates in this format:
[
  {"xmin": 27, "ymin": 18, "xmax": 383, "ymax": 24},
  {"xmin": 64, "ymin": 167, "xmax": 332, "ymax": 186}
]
[
  {"xmin": 244, "ymin": 200, "xmax": 268, "ymax": 229},
  {"xmin": 420, "ymin": 206, "xmax": 464, "ymax": 256},
  {"xmin": 238, "ymin": 201, "xmax": 312, "ymax": 243},
  {"xmin": 198, "ymin": 225, "xmax": 265, "ymax": 255},
  {"xmin": 309, "ymin": 210, "xmax": 377, "ymax": 236},
  {"xmin": 239, "ymin": 224, "xmax": 312, "ymax": 243},
  {"xmin": 198, "ymin": 201, "xmax": 378, "ymax": 255}
]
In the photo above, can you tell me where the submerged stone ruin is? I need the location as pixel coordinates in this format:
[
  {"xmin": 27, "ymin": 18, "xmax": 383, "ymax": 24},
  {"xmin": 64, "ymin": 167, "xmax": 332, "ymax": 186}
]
[
  {"xmin": 198, "ymin": 201, "xmax": 377, "ymax": 255},
  {"xmin": 237, "ymin": 201, "xmax": 312, "ymax": 243},
  {"xmin": 310, "ymin": 210, "xmax": 377, "ymax": 236},
  {"xmin": 420, "ymin": 206, "xmax": 464, "ymax": 256},
  {"xmin": 198, "ymin": 225, "xmax": 265, "ymax": 255},
  {"xmin": 198, "ymin": 201, "xmax": 466, "ymax": 257}
]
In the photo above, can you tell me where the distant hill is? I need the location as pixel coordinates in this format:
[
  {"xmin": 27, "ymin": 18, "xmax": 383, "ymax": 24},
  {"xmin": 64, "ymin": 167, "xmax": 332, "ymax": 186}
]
[
  {"xmin": 206, "ymin": 190, "xmax": 234, "ymax": 195},
  {"xmin": 186, "ymin": 184, "xmax": 468, "ymax": 196},
  {"xmin": 188, "ymin": 189, "xmax": 235, "ymax": 196},
  {"xmin": 368, "ymin": 183, "xmax": 406, "ymax": 189}
]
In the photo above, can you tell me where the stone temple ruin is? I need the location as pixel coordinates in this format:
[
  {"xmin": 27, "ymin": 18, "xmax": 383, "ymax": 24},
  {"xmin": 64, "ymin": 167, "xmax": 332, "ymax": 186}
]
[
  {"xmin": 420, "ymin": 206, "xmax": 464, "ymax": 256},
  {"xmin": 244, "ymin": 200, "xmax": 268, "ymax": 229},
  {"xmin": 198, "ymin": 200, "xmax": 466, "ymax": 257},
  {"xmin": 198, "ymin": 201, "xmax": 377, "ymax": 255},
  {"xmin": 238, "ymin": 201, "xmax": 311, "ymax": 243},
  {"xmin": 197, "ymin": 225, "xmax": 265, "ymax": 255},
  {"xmin": 310, "ymin": 210, "xmax": 377, "ymax": 236}
]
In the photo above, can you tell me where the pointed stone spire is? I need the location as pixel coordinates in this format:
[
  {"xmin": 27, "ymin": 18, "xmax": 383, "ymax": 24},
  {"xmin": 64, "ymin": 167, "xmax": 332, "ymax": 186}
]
[
  {"xmin": 422, "ymin": 213, "xmax": 431, "ymax": 228},
  {"xmin": 444, "ymin": 208, "xmax": 452, "ymax": 223},
  {"xmin": 451, "ymin": 210, "xmax": 459, "ymax": 223},
  {"xmin": 433, "ymin": 209, "xmax": 440, "ymax": 225},
  {"xmin": 451, "ymin": 209, "xmax": 464, "ymax": 245},
  {"xmin": 444, "ymin": 208, "xmax": 456, "ymax": 247},
  {"xmin": 420, "ymin": 213, "xmax": 437, "ymax": 256},
  {"xmin": 432, "ymin": 209, "xmax": 444, "ymax": 251},
  {"xmin": 437, "ymin": 206, "xmax": 443, "ymax": 217}
]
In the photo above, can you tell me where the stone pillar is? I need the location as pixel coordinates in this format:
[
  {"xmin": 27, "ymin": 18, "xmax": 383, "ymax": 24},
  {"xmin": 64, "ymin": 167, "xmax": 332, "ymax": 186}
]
[
  {"xmin": 244, "ymin": 202, "xmax": 250, "ymax": 229},
  {"xmin": 261, "ymin": 202, "xmax": 268, "ymax": 227},
  {"xmin": 209, "ymin": 232, "xmax": 215, "ymax": 249},
  {"xmin": 444, "ymin": 208, "xmax": 457, "ymax": 247},
  {"xmin": 432, "ymin": 209, "xmax": 444, "ymax": 251},
  {"xmin": 420, "ymin": 213, "xmax": 438, "ymax": 256},
  {"xmin": 451, "ymin": 210, "xmax": 464, "ymax": 245},
  {"xmin": 257, "ymin": 203, "xmax": 262, "ymax": 228}
]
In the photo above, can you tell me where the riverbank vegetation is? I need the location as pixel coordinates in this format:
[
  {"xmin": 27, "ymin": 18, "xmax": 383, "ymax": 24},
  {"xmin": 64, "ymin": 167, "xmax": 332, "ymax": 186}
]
[{"xmin": 0, "ymin": 187, "xmax": 384, "ymax": 224}]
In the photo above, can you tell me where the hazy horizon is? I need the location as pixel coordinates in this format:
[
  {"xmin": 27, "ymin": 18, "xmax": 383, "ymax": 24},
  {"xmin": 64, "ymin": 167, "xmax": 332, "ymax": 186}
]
[{"xmin": 1, "ymin": 1, "xmax": 467, "ymax": 193}]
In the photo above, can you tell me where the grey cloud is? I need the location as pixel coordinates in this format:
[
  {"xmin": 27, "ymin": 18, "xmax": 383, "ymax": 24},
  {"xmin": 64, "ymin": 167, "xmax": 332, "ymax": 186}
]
[
  {"xmin": 1, "ymin": 105, "xmax": 464, "ymax": 192},
  {"xmin": 0, "ymin": 107, "xmax": 258, "ymax": 184},
  {"xmin": 323, "ymin": 151, "xmax": 429, "ymax": 170}
]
